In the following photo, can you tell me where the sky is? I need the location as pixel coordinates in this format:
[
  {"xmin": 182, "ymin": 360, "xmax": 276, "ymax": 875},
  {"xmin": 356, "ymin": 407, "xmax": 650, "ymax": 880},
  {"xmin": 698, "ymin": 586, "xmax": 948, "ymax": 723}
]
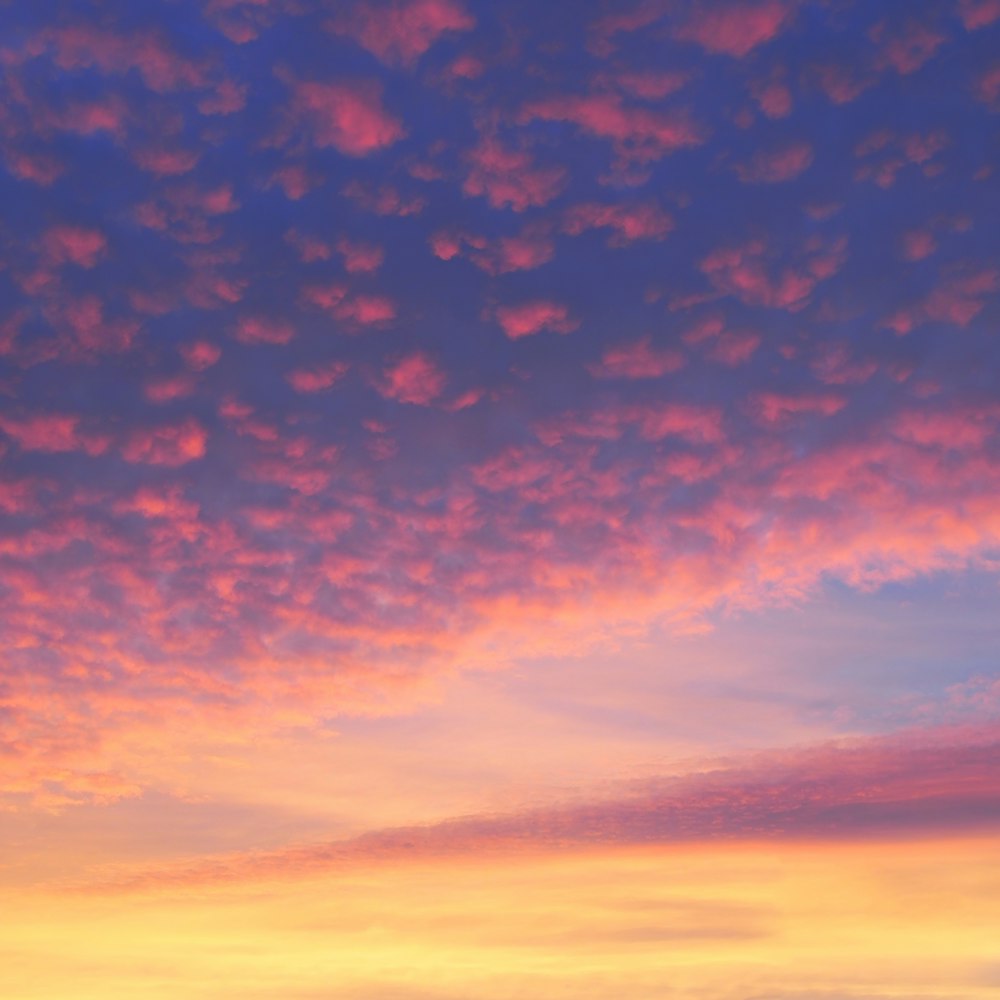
[{"xmin": 0, "ymin": 0, "xmax": 999, "ymax": 997}]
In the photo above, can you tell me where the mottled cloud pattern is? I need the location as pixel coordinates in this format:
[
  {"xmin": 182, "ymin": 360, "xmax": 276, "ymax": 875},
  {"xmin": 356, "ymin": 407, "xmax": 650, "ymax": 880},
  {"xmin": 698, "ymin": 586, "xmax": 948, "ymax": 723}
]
[{"xmin": 0, "ymin": 0, "xmax": 998, "ymax": 833}]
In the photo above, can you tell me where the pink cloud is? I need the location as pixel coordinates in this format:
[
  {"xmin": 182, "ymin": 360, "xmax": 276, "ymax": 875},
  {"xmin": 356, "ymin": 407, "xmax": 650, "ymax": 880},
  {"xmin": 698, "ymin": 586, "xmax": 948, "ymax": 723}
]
[
  {"xmin": 0, "ymin": 413, "xmax": 95, "ymax": 453},
  {"xmin": 379, "ymin": 352, "xmax": 446, "ymax": 404},
  {"xmin": 42, "ymin": 293, "xmax": 140, "ymax": 353},
  {"xmin": 93, "ymin": 727, "xmax": 1000, "ymax": 888},
  {"xmin": 563, "ymin": 201, "xmax": 673, "ymax": 246},
  {"xmin": 330, "ymin": 0, "xmax": 474, "ymax": 67},
  {"xmin": 132, "ymin": 145, "xmax": 200, "ymax": 176},
  {"xmin": 900, "ymin": 229, "xmax": 937, "ymax": 261},
  {"xmin": 234, "ymin": 316, "xmax": 295, "ymax": 345},
  {"xmin": 588, "ymin": 2, "xmax": 669, "ymax": 56},
  {"xmin": 462, "ymin": 135, "xmax": 566, "ymax": 211},
  {"xmin": 891, "ymin": 404, "xmax": 1000, "ymax": 450},
  {"xmin": 810, "ymin": 343, "xmax": 877, "ymax": 385},
  {"xmin": 976, "ymin": 64, "xmax": 1000, "ymax": 111},
  {"xmin": 673, "ymin": 1, "xmax": 794, "ymax": 58},
  {"xmin": 283, "ymin": 76, "xmax": 404, "ymax": 156},
  {"xmin": 884, "ymin": 267, "xmax": 1000, "ymax": 333},
  {"xmin": 752, "ymin": 391, "xmax": 846, "ymax": 424},
  {"xmin": 520, "ymin": 93, "xmax": 703, "ymax": 165},
  {"xmin": 479, "ymin": 229, "xmax": 554, "ymax": 274},
  {"xmin": 707, "ymin": 330, "xmax": 761, "ymax": 366},
  {"xmin": 494, "ymin": 300, "xmax": 578, "ymax": 339},
  {"xmin": 870, "ymin": 19, "xmax": 948, "ymax": 75},
  {"xmin": 338, "ymin": 293, "xmax": 397, "ymax": 326},
  {"xmin": 442, "ymin": 53, "xmax": 485, "ymax": 81},
  {"xmin": 197, "ymin": 79, "xmax": 248, "ymax": 115},
  {"xmin": 812, "ymin": 63, "xmax": 874, "ymax": 105},
  {"xmin": 590, "ymin": 337, "xmax": 685, "ymax": 379},
  {"xmin": 180, "ymin": 341, "xmax": 222, "ymax": 370},
  {"xmin": 428, "ymin": 230, "xmax": 465, "ymax": 261},
  {"xmin": 854, "ymin": 129, "xmax": 950, "ymax": 188},
  {"xmin": 342, "ymin": 180, "xmax": 426, "ymax": 215},
  {"xmin": 144, "ymin": 374, "xmax": 198, "ymax": 403},
  {"xmin": 700, "ymin": 237, "xmax": 846, "ymax": 310},
  {"xmin": 54, "ymin": 95, "xmax": 130, "ymax": 139},
  {"xmin": 959, "ymin": 0, "xmax": 1000, "ymax": 29},
  {"xmin": 749, "ymin": 73, "xmax": 792, "ymax": 118},
  {"xmin": 286, "ymin": 361, "xmax": 349, "ymax": 393},
  {"xmin": 735, "ymin": 141, "xmax": 813, "ymax": 183},
  {"xmin": 268, "ymin": 163, "xmax": 319, "ymax": 200},
  {"xmin": 40, "ymin": 225, "xmax": 106, "ymax": 268},
  {"xmin": 433, "ymin": 226, "xmax": 554, "ymax": 274},
  {"xmin": 121, "ymin": 420, "xmax": 208, "ymax": 466},
  {"xmin": 304, "ymin": 284, "xmax": 397, "ymax": 328},
  {"xmin": 2, "ymin": 149, "xmax": 65, "ymax": 186},
  {"xmin": 336, "ymin": 237, "xmax": 385, "ymax": 274},
  {"xmin": 285, "ymin": 230, "xmax": 332, "ymax": 262},
  {"xmin": 42, "ymin": 25, "xmax": 206, "ymax": 92},
  {"xmin": 606, "ymin": 69, "xmax": 689, "ymax": 101}
]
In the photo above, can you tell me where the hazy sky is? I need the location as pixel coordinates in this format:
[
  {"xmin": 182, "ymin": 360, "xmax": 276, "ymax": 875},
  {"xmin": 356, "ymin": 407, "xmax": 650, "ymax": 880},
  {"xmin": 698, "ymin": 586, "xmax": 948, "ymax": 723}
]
[{"xmin": 1, "ymin": 1, "xmax": 999, "ymax": 997}]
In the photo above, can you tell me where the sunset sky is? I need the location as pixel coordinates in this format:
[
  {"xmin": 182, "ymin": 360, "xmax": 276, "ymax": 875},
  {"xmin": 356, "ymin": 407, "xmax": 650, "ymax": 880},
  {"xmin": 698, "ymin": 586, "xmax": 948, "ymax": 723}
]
[{"xmin": 1, "ymin": 1, "xmax": 999, "ymax": 997}]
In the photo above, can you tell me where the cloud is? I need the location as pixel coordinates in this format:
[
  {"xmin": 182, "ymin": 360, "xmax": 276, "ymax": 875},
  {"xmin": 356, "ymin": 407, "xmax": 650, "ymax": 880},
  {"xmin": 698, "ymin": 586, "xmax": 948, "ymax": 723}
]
[
  {"xmin": 287, "ymin": 362, "xmax": 350, "ymax": 393},
  {"xmin": 562, "ymin": 202, "xmax": 672, "ymax": 245},
  {"xmin": 870, "ymin": 19, "xmax": 947, "ymax": 75},
  {"xmin": 329, "ymin": 0, "xmax": 474, "ymax": 67},
  {"xmin": 281, "ymin": 75, "xmax": 405, "ymax": 156},
  {"xmin": 959, "ymin": 0, "xmax": 1000, "ymax": 29},
  {"xmin": 520, "ymin": 93, "xmax": 703, "ymax": 166},
  {"xmin": 180, "ymin": 342, "xmax": 222, "ymax": 371},
  {"xmin": 378, "ymin": 353, "xmax": 446, "ymax": 404},
  {"xmin": 39, "ymin": 225, "xmax": 107, "ymax": 268},
  {"xmin": 83, "ymin": 725, "xmax": 1000, "ymax": 889},
  {"xmin": 336, "ymin": 237, "xmax": 385, "ymax": 274},
  {"xmin": 883, "ymin": 267, "xmax": 999, "ymax": 333},
  {"xmin": 673, "ymin": 1, "xmax": 795, "ymax": 58},
  {"xmin": 462, "ymin": 135, "xmax": 566, "ymax": 211},
  {"xmin": 700, "ymin": 237, "xmax": 846, "ymax": 310},
  {"xmin": 0, "ymin": 413, "xmax": 105, "ymax": 454},
  {"xmin": 431, "ymin": 226, "xmax": 554, "ymax": 274},
  {"xmin": 748, "ymin": 72, "xmax": 792, "ymax": 118},
  {"xmin": 234, "ymin": 316, "xmax": 296, "ymax": 345},
  {"xmin": 494, "ymin": 300, "xmax": 578, "ymax": 339},
  {"xmin": 40, "ymin": 25, "xmax": 207, "ymax": 92},
  {"xmin": 751, "ymin": 391, "xmax": 846, "ymax": 425},
  {"xmin": 589, "ymin": 337, "xmax": 685, "ymax": 379},
  {"xmin": 735, "ymin": 141, "xmax": 813, "ymax": 183},
  {"xmin": 121, "ymin": 419, "xmax": 208, "ymax": 466},
  {"xmin": 976, "ymin": 64, "xmax": 1000, "ymax": 111}
]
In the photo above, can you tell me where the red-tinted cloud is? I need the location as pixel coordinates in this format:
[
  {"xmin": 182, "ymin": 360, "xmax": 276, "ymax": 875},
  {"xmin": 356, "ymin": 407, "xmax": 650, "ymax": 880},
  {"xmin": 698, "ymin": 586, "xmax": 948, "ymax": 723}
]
[
  {"xmin": 563, "ymin": 201, "xmax": 673, "ymax": 245},
  {"xmin": 89, "ymin": 726, "xmax": 1000, "ymax": 889},
  {"xmin": 870, "ymin": 19, "xmax": 947, "ymax": 75},
  {"xmin": 959, "ymin": 0, "xmax": 1000, "ymax": 29},
  {"xmin": 121, "ymin": 419, "xmax": 208, "ymax": 466},
  {"xmin": 234, "ymin": 316, "xmax": 295, "ymax": 345},
  {"xmin": 330, "ymin": 0, "xmax": 474, "ymax": 67},
  {"xmin": 287, "ymin": 361, "xmax": 350, "ymax": 393},
  {"xmin": 700, "ymin": 237, "xmax": 846, "ymax": 310},
  {"xmin": 521, "ymin": 93, "xmax": 703, "ymax": 165},
  {"xmin": 41, "ymin": 25, "xmax": 207, "ymax": 92},
  {"xmin": 40, "ymin": 225, "xmax": 107, "ymax": 268},
  {"xmin": 282, "ymin": 76, "xmax": 404, "ymax": 156},
  {"xmin": 735, "ymin": 141, "xmax": 813, "ymax": 183},
  {"xmin": 494, "ymin": 300, "xmax": 578, "ymax": 339},
  {"xmin": 462, "ymin": 135, "xmax": 566, "ymax": 211},
  {"xmin": 378, "ymin": 352, "xmax": 446, "ymax": 404},
  {"xmin": 590, "ymin": 337, "xmax": 685, "ymax": 379},
  {"xmin": 673, "ymin": 1, "xmax": 794, "ymax": 58}
]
